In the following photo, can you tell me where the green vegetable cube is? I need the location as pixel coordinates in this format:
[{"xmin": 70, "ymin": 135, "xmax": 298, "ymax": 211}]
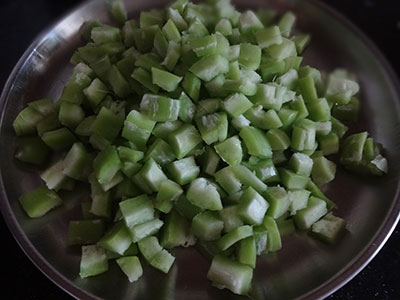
[
  {"xmin": 118, "ymin": 146, "xmax": 144, "ymax": 163},
  {"xmin": 128, "ymin": 218, "xmax": 164, "ymax": 242},
  {"xmin": 19, "ymin": 186, "xmax": 62, "ymax": 218},
  {"xmin": 310, "ymin": 213, "xmax": 346, "ymax": 244},
  {"xmin": 196, "ymin": 112, "xmax": 228, "ymax": 145},
  {"xmin": 166, "ymin": 156, "xmax": 200, "ymax": 185},
  {"xmin": 307, "ymin": 97, "xmax": 331, "ymax": 122},
  {"xmin": 138, "ymin": 236, "xmax": 163, "ymax": 261},
  {"xmin": 119, "ymin": 195, "xmax": 155, "ymax": 227},
  {"xmin": 279, "ymin": 168, "xmax": 310, "ymax": 189},
  {"xmin": 278, "ymin": 11, "xmax": 296, "ymax": 38},
  {"xmin": 151, "ymin": 68, "xmax": 182, "ymax": 92},
  {"xmin": 160, "ymin": 210, "xmax": 194, "ymax": 249},
  {"xmin": 88, "ymin": 174, "xmax": 112, "ymax": 218},
  {"xmin": 262, "ymin": 216, "xmax": 282, "ymax": 252},
  {"xmin": 186, "ymin": 178, "xmax": 223, "ymax": 211},
  {"xmin": 93, "ymin": 145, "xmax": 122, "ymax": 186},
  {"xmin": 41, "ymin": 127, "xmax": 77, "ymax": 151},
  {"xmin": 248, "ymin": 158, "xmax": 280, "ymax": 183},
  {"xmin": 238, "ymin": 187, "xmax": 269, "ymax": 225},
  {"xmin": 318, "ymin": 132, "xmax": 339, "ymax": 156},
  {"xmin": 266, "ymin": 38, "xmax": 297, "ymax": 60},
  {"xmin": 214, "ymin": 135, "xmax": 243, "ymax": 166},
  {"xmin": 191, "ymin": 211, "xmax": 224, "ymax": 241},
  {"xmin": 83, "ymin": 78, "xmax": 109, "ymax": 109},
  {"xmin": 288, "ymin": 189, "xmax": 311, "ymax": 215},
  {"xmin": 62, "ymin": 142, "xmax": 92, "ymax": 181},
  {"xmin": 215, "ymin": 18, "xmax": 233, "ymax": 36},
  {"xmin": 116, "ymin": 256, "xmax": 143, "ymax": 282},
  {"xmin": 311, "ymin": 156, "xmax": 336, "ymax": 186},
  {"xmin": 140, "ymin": 94, "xmax": 180, "ymax": 122},
  {"xmin": 215, "ymin": 225, "xmax": 253, "ymax": 251},
  {"xmin": 239, "ymin": 126, "xmax": 272, "ymax": 159},
  {"xmin": 232, "ymin": 165, "xmax": 267, "ymax": 194},
  {"xmin": 97, "ymin": 222, "xmax": 132, "ymax": 255},
  {"xmin": 189, "ymin": 54, "xmax": 229, "ymax": 82},
  {"xmin": 239, "ymin": 11, "xmax": 263, "ymax": 34},
  {"xmin": 255, "ymin": 26, "xmax": 282, "ymax": 48},
  {"xmin": 214, "ymin": 166, "xmax": 243, "ymax": 195},
  {"xmin": 222, "ymin": 93, "xmax": 253, "ymax": 118},
  {"xmin": 293, "ymin": 196, "xmax": 328, "ymax": 229},
  {"xmin": 288, "ymin": 152, "xmax": 314, "ymax": 177},
  {"xmin": 92, "ymin": 107, "xmax": 123, "ymax": 142},
  {"xmin": 182, "ymin": 72, "xmax": 201, "ymax": 102},
  {"xmin": 79, "ymin": 245, "xmax": 108, "ymax": 278},
  {"xmin": 122, "ymin": 110, "xmax": 156, "ymax": 148},
  {"xmin": 201, "ymin": 146, "xmax": 220, "ymax": 175},
  {"xmin": 264, "ymin": 186, "xmax": 290, "ymax": 219},
  {"xmin": 291, "ymin": 119, "xmax": 316, "ymax": 151},
  {"xmin": 207, "ymin": 255, "xmax": 253, "ymax": 295},
  {"xmin": 162, "ymin": 19, "xmax": 181, "ymax": 42},
  {"xmin": 237, "ymin": 236, "xmax": 256, "ymax": 268},
  {"xmin": 131, "ymin": 67, "xmax": 160, "ymax": 94},
  {"xmin": 191, "ymin": 34, "xmax": 218, "ymax": 57},
  {"xmin": 91, "ymin": 25, "xmax": 121, "ymax": 44},
  {"xmin": 340, "ymin": 131, "xmax": 368, "ymax": 166},
  {"xmin": 238, "ymin": 43, "xmax": 261, "ymax": 71},
  {"xmin": 219, "ymin": 205, "xmax": 244, "ymax": 233},
  {"xmin": 168, "ymin": 124, "xmax": 202, "ymax": 159},
  {"xmin": 149, "ymin": 249, "xmax": 175, "ymax": 274},
  {"xmin": 266, "ymin": 128, "xmax": 290, "ymax": 151},
  {"xmin": 155, "ymin": 180, "xmax": 183, "ymax": 213},
  {"xmin": 13, "ymin": 105, "xmax": 45, "ymax": 136}
]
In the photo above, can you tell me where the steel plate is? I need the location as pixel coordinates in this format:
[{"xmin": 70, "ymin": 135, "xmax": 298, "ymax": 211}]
[{"xmin": 1, "ymin": 0, "xmax": 400, "ymax": 299}]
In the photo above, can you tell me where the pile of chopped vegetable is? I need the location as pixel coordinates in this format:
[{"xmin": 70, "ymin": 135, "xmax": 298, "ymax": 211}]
[{"xmin": 13, "ymin": 0, "xmax": 388, "ymax": 296}]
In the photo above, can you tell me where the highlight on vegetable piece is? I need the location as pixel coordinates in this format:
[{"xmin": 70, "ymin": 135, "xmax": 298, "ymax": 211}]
[{"xmin": 12, "ymin": 0, "xmax": 387, "ymax": 296}]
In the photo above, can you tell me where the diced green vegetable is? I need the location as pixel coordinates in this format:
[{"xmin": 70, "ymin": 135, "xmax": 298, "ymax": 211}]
[
  {"xmin": 97, "ymin": 222, "xmax": 132, "ymax": 255},
  {"xmin": 62, "ymin": 142, "xmax": 92, "ymax": 181},
  {"xmin": 187, "ymin": 178, "xmax": 223, "ymax": 211},
  {"xmin": 140, "ymin": 94, "xmax": 181, "ymax": 122},
  {"xmin": 293, "ymin": 196, "xmax": 327, "ymax": 230},
  {"xmin": 214, "ymin": 135, "xmax": 243, "ymax": 166},
  {"xmin": 311, "ymin": 156, "xmax": 336, "ymax": 186},
  {"xmin": 262, "ymin": 216, "xmax": 282, "ymax": 252},
  {"xmin": 19, "ymin": 186, "xmax": 62, "ymax": 218},
  {"xmin": 116, "ymin": 256, "xmax": 143, "ymax": 282},
  {"xmin": 191, "ymin": 211, "xmax": 224, "ymax": 241},
  {"xmin": 264, "ymin": 186, "xmax": 290, "ymax": 219},
  {"xmin": 168, "ymin": 124, "xmax": 202, "ymax": 158},
  {"xmin": 215, "ymin": 225, "xmax": 253, "ymax": 251},
  {"xmin": 79, "ymin": 245, "xmax": 108, "ymax": 278},
  {"xmin": 160, "ymin": 210, "xmax": 194, "ymax": 248},
  {"xmin": 166, "ymin": 156, "xmax": 200, "ymax": 185},
  {"xmin": 238, "ymin": 187, "xmax": 269, "ymax": 225},
  {"xmin": 239, "ymin": 126, "xmax": 272, "ymax": 159},
  {"xmin": 119, "ymin": 195, "xmax": 154, "ymax": 227},
  {"xmin": 310, "ymin": 213, "xmax": 346, "ymax": 244},
  {"xmin": 207, "ymin": 255, "xmax": 253, "ymax": 295}
]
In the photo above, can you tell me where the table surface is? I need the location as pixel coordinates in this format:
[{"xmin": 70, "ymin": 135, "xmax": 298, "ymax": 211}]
[{"xmin": 1, "ymin": 0, "xmax": 399, "ymax": 299}]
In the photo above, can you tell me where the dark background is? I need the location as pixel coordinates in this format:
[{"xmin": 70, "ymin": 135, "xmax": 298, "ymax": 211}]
[{"xmin": 1, "ymin": 0, "xmax": 399, "ymax": 299}]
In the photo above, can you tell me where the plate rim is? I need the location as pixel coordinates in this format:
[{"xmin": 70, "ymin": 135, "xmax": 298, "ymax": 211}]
[
  {"xmin": 0, "ymin": 0, "xmax": 399, "ymax": 299},
  {"xmin": 296, "ymin": 0, "xmax": 400, "ymax": 299}
]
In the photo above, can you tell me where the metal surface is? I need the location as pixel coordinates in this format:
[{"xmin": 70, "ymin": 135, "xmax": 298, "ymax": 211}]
[{"xmin": 1, "ymin": 0, "xmax": 400, "ymax": 299}]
